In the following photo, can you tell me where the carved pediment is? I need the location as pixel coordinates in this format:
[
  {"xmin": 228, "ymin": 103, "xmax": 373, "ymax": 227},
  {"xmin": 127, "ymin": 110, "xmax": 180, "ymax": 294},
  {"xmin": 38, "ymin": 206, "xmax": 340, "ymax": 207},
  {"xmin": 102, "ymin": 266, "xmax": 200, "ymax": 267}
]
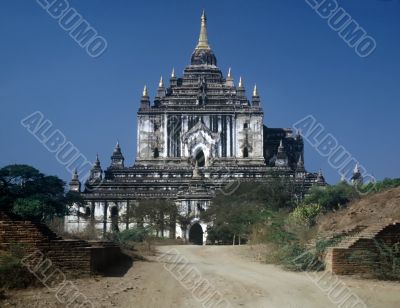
[{"xmin": 182, "ymin": 121, "xmax": 220, "ymax": 145}]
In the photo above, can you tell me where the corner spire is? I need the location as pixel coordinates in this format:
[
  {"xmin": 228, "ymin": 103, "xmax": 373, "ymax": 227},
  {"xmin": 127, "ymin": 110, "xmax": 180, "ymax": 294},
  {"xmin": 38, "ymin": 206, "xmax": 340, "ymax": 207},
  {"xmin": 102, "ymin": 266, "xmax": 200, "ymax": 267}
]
[
  {"xmin": 69, "ymin": 168, "xmax": 81, "ymax": 192},
  {"xmin": 72, "ymin": 168, "xmax": 78, "ymax": 180},
  {"xmin": 238, "ymin": 76, "xmax": 243, "ymax": 88},
  {"xmin": 253, "ymin": 84, "xmax": 258, "ymax": 97},
  {"xmin": 196, "ymin": 10, "xmax": 210, "ymax": 50},
  {"xmin": 90, "ymin": 154, "xmax": 103, "ymax": 181},
  {"xmin": 159, "ymin": 76, "xmax": 164, "ymax": 88},
  {"xmin": 111, "ymin": 140, "xmax": 124, "ymax": 168},
  {"xmin": 226, "ymin": 67, "xmax": 234, "ymax": 87},
  {"xmin": 140, "ymin": 85, "xmax": 150, "ymax": 109},
  {"xmin": 114, "ymin": 140, "xmax": 121, "ymax": 152},
  {"xmin": 171, "ymin": 68, "xmax": 175, "ymax": 78}
]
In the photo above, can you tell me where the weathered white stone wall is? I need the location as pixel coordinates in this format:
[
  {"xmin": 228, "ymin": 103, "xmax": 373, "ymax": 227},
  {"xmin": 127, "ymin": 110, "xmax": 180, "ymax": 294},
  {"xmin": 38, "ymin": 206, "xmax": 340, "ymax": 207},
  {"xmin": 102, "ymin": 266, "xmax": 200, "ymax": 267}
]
[
  {"xmin": 137, "ymin": 111, "xmax": 262, "ymax": 162},
  {"xmin": 137, "ymin": 115, "xmax": 164, "ymax": 159},
  {"xmin": 235, "ymin": 114, "xmax": 263, "ymax": 159}
]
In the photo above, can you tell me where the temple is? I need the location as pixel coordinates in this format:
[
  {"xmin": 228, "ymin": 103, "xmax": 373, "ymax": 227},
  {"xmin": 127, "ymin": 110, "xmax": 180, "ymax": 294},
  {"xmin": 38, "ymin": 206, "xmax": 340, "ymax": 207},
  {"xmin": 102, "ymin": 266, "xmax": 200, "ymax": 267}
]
[{"xmin": 67, "ymin": 12, "xmax": 328, "ymax": 244}]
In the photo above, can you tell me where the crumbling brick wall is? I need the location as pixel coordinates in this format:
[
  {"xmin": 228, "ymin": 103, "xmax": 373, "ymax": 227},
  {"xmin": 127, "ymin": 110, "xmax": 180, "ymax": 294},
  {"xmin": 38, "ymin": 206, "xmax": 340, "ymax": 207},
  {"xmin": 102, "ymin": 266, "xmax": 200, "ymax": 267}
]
[
  {"xmin": 326, "ymin": 222, "xmax": 400, "ymax": 275},
  {"xmin": 0, "ymin": 212, "xmax": 125, "ymax": 277}
]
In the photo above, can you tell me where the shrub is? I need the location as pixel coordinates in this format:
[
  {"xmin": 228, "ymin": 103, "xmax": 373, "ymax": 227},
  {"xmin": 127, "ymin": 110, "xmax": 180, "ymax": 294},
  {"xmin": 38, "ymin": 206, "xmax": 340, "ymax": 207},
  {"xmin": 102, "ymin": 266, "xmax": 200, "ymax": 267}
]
[
  {"xmin": 289, "ymin": 203, "xmax": 321, "ymax": 227},
  {"xmin": 349, "ymin": 240, "xmax": 400, "ymax": 280},
  {"xmin": 360, "ymin": 178, "xmax": 400, "ymax": 195},
  {"xmin": 267, "ymin": 236, "xmax": 340, "ymax": 272},
  {"xmin": 108, "ymin": 226, "xmax": 154, "ymax": 250},
  {"xmin": 0, "ymin": 244, "xmax": 35, "ymax": 289},
  {"xmin": 12, "ymin": 198, "xmax": 44, "ymax": 220},
  {"xmin": 118, "ymin": 227, "xmax": 151, "ymax": 242},
  {"xmin": 261, "ymin": 211, "xmax": 341, "ymax": 272},
  {"xmin": 303, "ymin": 182, "xmax": 358, "ymax": 211},
  {"xmin": 374, "ymin": 240, "xmax": 400, "ymax": 280}
]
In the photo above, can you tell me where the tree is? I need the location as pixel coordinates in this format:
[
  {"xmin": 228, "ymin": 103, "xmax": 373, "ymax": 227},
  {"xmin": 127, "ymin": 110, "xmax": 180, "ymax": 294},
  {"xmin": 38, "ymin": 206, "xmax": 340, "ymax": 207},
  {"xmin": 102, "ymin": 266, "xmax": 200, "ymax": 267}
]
[
  {"xmin": 129, "ymin": 199, "xmax": 177, "ymax": 238},
  {"xmin": 0, "ymin": 164, "xmax": 80, "ymax": 221},
  {"xmin": 203, "ymin": 180, "xmax": 294, "ymax": 244},
  {"xmin": 0, "ymin": 164, "xmax": 42, "ymax": 212},
  {"xmin": 303, "ymin": 182, "xmax": 359, "ymax": 211}
]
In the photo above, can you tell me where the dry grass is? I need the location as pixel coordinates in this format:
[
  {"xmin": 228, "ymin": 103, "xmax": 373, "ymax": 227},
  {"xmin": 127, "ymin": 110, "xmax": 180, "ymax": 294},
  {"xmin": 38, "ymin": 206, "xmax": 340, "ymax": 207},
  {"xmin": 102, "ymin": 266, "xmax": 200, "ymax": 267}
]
[{"xmin": 317, "ymin": 186, "xmax": 400, "ymax": 236}]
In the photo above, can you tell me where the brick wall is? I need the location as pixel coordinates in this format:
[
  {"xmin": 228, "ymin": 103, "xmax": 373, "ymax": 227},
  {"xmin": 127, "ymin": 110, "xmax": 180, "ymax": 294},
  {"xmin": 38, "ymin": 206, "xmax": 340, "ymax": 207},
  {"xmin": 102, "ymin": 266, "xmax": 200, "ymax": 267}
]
[
  {"xmin": 326, "ymin": 222, "xmax": 400, "ymax": 275},
  {"xmin": 0, "ymin": 212, "xmax": 126, "ymax": 277}
]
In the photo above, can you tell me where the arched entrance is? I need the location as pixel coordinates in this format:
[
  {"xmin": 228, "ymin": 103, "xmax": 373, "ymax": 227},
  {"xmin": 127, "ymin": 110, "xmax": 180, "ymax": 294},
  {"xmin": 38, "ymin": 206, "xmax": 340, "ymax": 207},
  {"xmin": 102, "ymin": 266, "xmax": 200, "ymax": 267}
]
[
  {"xmin": 195, "ymin": 150, "xmax": 205, "ymax": 167},
  {"xmin": 243, "ymin": 147, "xmax": 249, "ymax": 158},
  {"xmin": 110, "ymin": 206, "xmax": 119, "ymax": 232},
  {"xmin": 153, "ymin": 148, "xmax": 159, "ymax": 158},
  {"xmin": 189, "ymin": 223, "xmax": 203, "ymax": 245}
]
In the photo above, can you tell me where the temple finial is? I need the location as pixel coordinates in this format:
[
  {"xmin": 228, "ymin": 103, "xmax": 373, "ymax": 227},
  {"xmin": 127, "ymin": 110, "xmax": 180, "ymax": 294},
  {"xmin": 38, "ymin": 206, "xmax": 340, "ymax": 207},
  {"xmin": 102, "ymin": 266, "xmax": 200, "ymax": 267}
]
[
  {"xmin": 72, "ymin": 168, "xmax": 78, "ymax": 180},
  {"xmin": 354, "ymin": 162, "xmax": 360, "ymax": 173},
  {"xmin": 238, "ymin": 76, "xmax": 243, "ymax": 88},
  {"xmin": 95, "ymin": 153, "xmax": 101, "ymax": 167},
  {"xmin": 196, "ymin": 10, "xmax": 210, "ymax": 50},
  {"xmin": 227, "ymin": 67, "xmax": 232, "ymax": 79},
  {"xmin": 253, "ymin": 84, "xmax": 258, "ymax": 96},
  {"xmin": 159, "ymin": 76, "xmax": 164, "ymax": 87},
  {"xmin": 171, "ymin": 68, "xmax": 175, "ymax": 78},
  {"xmin": 142, "ymin": 85, "xmax": 148, "ymax": 96},
  {"xmin": 297, "ymin": 154, "xmax": 304, "ymax": 165}
]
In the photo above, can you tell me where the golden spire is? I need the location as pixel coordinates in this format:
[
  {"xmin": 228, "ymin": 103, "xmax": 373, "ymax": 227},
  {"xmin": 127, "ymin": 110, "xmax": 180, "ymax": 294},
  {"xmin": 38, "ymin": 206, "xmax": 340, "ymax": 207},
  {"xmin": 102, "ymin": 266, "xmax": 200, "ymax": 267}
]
[
  {"xmin": 159, "ymin": 76, "xmax": 164, "ymax": 87},
  {"xmin": 142, "ymin": 85, "xmax": 148, "ymax": 96},
  {"xmin": 196, "ymin": 10, "xmax": 210, "ymax": 50},
  {"xmin": 253, "ymin": 84, "xmax": 258, "ymax": 96},
  {"xmin": 171, "ymin": 67, "xmax": 175, "ymax": 78},
  {"xmin": 227, "ymin": 67, "xmax": 232, "ymax": 79},
  {"xmin": 238, "ymin": 76, "xmax": 243, "ymax": 88}
]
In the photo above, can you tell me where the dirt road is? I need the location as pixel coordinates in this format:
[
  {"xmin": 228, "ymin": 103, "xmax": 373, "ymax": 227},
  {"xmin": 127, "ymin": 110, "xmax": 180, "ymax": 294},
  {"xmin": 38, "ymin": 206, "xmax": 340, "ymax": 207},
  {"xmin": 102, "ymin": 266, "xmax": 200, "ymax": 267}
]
[{"xmin": 3, "ymin": 245, "xmax": 400, "ymax": 307}]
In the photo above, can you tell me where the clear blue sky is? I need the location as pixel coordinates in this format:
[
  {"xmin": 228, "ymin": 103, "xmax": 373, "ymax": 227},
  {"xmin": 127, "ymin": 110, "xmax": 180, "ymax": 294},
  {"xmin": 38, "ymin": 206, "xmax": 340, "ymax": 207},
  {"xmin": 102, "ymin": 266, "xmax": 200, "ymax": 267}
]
[{"xmin": 1, "ymin": 0, "xmax": 399, "ymax": 184}]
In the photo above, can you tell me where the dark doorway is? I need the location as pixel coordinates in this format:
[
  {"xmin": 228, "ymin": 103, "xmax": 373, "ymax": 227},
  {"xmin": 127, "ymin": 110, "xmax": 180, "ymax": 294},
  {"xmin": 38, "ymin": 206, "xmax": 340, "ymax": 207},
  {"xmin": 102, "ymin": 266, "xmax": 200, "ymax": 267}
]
[
  {"xmin": 189, "ymin": 223, "xmax": 203, "ymax": 245},
  {"xmin": 154, "ymin": 148, "xmax": 159, "ymax": 158},
  {"xmin": 195, "ymin": 150, "xmax": 205, "ymax": 167},
  {"xmin": 110, "ymin": 206, "xmax": 119, "ymax": 232},
  {"xmin": 243, "ymin": 147, "xmax": 249, "ymax": 158}
]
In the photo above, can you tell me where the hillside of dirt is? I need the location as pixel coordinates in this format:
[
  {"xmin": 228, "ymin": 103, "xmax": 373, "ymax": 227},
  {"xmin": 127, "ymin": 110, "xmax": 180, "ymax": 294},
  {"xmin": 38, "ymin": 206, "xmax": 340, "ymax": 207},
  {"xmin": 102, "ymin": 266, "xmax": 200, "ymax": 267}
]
[{"xmin": 317, "ymin": 186, "xmax": 400, "ymax": 235}]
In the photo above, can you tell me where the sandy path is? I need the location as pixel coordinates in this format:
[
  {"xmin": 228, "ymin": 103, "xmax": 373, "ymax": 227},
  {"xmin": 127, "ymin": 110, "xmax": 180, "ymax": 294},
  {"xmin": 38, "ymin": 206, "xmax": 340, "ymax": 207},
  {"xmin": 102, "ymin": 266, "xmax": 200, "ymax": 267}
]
[
  {"xmin": 2, "ymin": 245, "xmax": 400, "ymax": 307},
  {"xmin": 157, "ymin": 245, "xmax": 400, "ymax": 308}
]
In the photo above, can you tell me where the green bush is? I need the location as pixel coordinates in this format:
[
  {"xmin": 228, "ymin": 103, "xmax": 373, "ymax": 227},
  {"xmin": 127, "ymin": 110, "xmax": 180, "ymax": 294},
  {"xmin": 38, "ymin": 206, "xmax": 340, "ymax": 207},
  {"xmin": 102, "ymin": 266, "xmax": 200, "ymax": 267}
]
[
  {"xmin": 12, "ymin": 198, "xmax": 44, "ymax": 220},
  {"xmin": 261, "ymin": 212, "xmax": 342, "ymax": 272},
  {"xmin": 267, "ymin": 236, "xmax": 340, "ymax": 272},
  {"xmin": 279, "ymin": 243, "xmax": 321, "ymax": 271},
  {"xmin": 0, "ymin": 245, "xmax": 35, "ymax": 289},
  {"xmin": 360, "ymin": 178, "xmax": 400, "ymax": 195},
  {"xmin": 118, "ymin": 227, "xmax": 151, "ymax": 242},
  {"xmin": 109, "ymin": 226, "xmax": 154, "ymax": 250},
  {"xmin": 289, "ymin": 203, "xmax": 321, "ymax": 227},
  {"xmin": 303, "ymin": 182, "xmax": 358, "ymax": 211},
  {"xmin": 349, "ymin": 240, "xmax": 400, "ymax": 280}
]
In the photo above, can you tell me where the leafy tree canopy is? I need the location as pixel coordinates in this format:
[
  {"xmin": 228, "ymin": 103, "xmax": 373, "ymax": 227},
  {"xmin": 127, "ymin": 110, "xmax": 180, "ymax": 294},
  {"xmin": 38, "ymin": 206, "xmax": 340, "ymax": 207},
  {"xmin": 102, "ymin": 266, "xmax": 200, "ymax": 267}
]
[
  {"xmin": 202, "ymin": 180, "xmax": 294, "ymax": 244},
  {"xmin": 0, "ymin": 164, "xmax": 81, "ymax": 221},
  {"xmin": 303, "ymin": 182, "xmax": 359, "ymax": 211}
]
